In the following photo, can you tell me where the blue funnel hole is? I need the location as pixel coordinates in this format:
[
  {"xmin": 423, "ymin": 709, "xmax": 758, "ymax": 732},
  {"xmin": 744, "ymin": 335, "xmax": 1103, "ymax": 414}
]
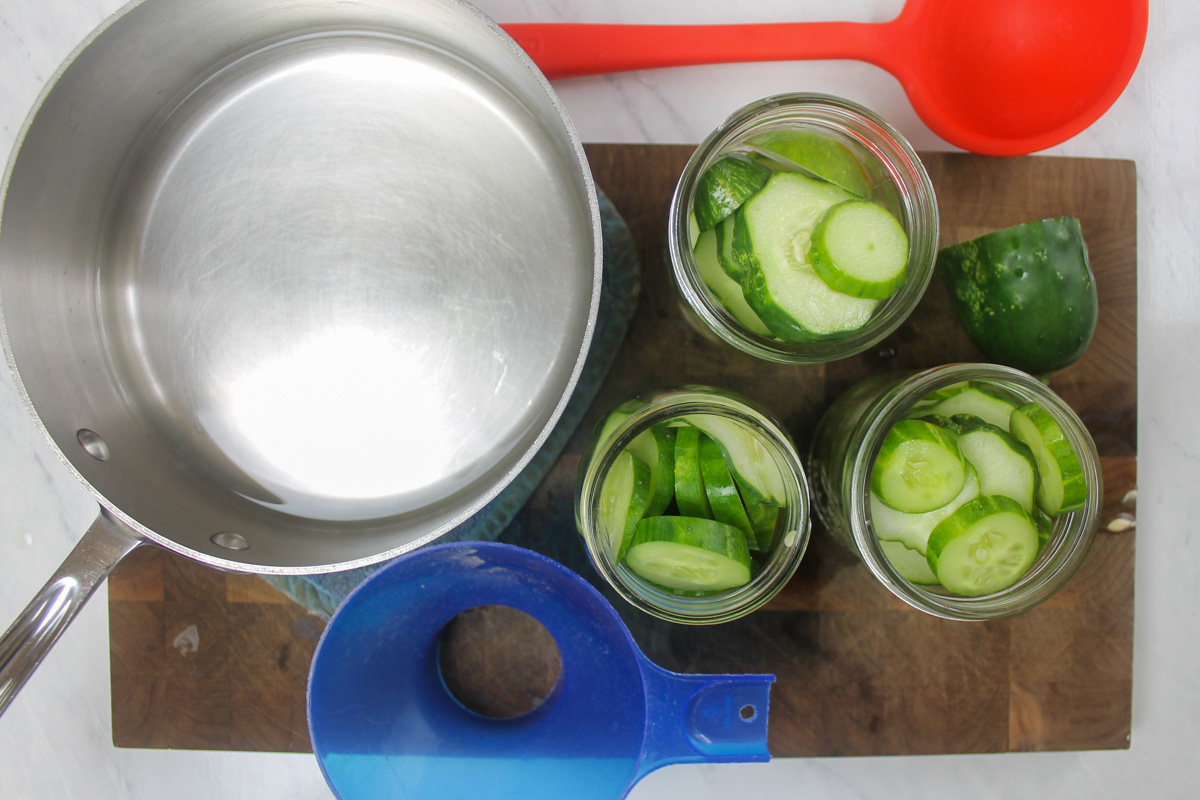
[{"xmin": 437, "ymin": 604, "xmax": 563, "ymax": 720}]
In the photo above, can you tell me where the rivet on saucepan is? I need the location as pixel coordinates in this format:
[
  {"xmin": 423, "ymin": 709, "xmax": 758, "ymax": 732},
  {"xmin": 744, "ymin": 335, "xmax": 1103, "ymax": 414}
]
[
  {"xmin": 210, "ymin": 532, "xmax": 250, "ymax": 551},
  {"xmin": 76, "ymin": 428, "xmax": 109, "ymax": 461}
]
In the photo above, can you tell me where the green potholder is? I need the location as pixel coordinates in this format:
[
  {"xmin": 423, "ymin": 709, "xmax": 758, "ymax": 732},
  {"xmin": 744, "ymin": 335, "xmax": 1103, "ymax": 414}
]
[{"xmin": 262, "ymin": 190, "xmax": 640, "ymax": 618}]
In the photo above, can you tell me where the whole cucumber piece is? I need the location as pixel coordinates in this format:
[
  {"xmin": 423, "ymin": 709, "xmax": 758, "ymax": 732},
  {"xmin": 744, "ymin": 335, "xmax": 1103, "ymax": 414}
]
[{"xmin": 937, "ymin": 217, "xmax": 1097, "ymax": 374}]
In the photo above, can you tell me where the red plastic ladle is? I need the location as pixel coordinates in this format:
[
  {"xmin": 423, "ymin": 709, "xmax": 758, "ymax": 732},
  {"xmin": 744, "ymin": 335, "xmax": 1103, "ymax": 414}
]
[{"xmin": 503, "ymin": 0, "xmax": 1148, "ymax": 156}]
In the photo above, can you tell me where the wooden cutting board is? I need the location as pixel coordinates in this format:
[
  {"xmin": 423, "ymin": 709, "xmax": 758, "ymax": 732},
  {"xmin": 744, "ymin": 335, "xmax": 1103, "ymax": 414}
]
[{"xmin": 108, "ymin": 144, "xmax": 1137, "ymax": 756}]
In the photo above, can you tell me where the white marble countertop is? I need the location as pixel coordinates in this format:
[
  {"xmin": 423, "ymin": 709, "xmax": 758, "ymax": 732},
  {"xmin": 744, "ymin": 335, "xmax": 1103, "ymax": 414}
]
[{"xmin": 1, "ymin": 1, "xmax": 1195, "ymax": 798}]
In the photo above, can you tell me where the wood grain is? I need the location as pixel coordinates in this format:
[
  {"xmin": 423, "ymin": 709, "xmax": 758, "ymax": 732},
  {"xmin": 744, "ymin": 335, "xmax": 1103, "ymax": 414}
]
[
  {"xmin": 109, "ymin": 545, "xmax": 320, "ymax": 751},
  {"xmin": 108, "ymin": 145, "xmax": 1136, "ymax": 756}
]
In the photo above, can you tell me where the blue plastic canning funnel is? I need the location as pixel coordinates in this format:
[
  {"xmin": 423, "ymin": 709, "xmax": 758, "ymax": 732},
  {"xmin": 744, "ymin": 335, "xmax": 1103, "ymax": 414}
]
[{"xmin": 307, "ymin": 541, "xmax": 774, "ymax": 800}]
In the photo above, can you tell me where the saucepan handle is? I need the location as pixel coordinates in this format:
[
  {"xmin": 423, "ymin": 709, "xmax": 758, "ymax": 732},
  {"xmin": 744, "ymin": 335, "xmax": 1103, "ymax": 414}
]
[
  {"xmin": 0, "ymin": 509, "xmax": 141, "ymax": 716},
  {"xmin": 636, "ymin": 658, "xmax": 774, "ymax": 781}
]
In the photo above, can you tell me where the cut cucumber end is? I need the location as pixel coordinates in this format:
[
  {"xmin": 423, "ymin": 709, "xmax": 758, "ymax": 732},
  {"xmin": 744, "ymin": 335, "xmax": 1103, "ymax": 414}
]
[
  {"xmin": 693, "ymin": 153, "xmax": 772, "ymax": 231},
  {"xmin": 745, "ymin": 128, "xmax": 871, "ymax": 198},
  {"xmin": 937, "ymin": 217, "xmax": 1098, "ymax": 375}
]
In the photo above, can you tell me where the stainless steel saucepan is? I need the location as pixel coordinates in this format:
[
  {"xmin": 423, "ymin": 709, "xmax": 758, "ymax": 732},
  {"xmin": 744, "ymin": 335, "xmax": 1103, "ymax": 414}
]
[{"xmin": 0, "ymin": 0, "xmax": 601, "ymax": 715}]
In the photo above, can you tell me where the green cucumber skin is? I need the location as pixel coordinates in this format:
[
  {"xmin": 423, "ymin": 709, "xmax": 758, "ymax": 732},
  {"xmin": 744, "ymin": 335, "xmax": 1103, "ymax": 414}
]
[
  {"xmin": 743, "ymin": 497, "xmax": 781, "ymax": 552},
  {"xmin": 937, "ymin": 217, "xmax": 1098, "ymax": 374},
  {"xmin": 1010, "ymin": 402, "xmax": 1088, "ymax": 515},
  {"xmin": 599, "ymin": 450, "xmax": 652, "ymax": 560},
  {"xmin": 715, "ymin": 214, "xmax": 742, "ymax": 281},
  {"xmin": 595, "ymin": 407, "xmax": 677, "ymax": 518},
  {"xmin": 698, "ymin": 434, "xmax": 756, "ymax": 540},
  {"xmin": 1034, "ymin": 507, "xmax": 1054, "ymax": 552},
  {"xmin": 693, "ymin": 153, "xmax": 772, "ymax": 232},
  {"xmin": 673, "ymin": 425, "xmax": 712, "ymax": 518},
  {"xmin": 642, "ymin": 425, "xmax": 678, "ymax": 517}
]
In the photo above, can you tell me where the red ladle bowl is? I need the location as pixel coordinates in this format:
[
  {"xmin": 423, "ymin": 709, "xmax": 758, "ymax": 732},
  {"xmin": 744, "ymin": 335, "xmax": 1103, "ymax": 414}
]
[{"xmin": 503, "ymin": 0, "xmax": 1149, "ymax": 156}]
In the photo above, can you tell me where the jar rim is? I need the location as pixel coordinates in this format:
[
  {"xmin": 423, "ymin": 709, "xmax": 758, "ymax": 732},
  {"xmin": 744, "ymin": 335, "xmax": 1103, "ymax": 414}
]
[
  {"xmin": 575, "ymin": 386, "xmax": 812, "ymax": 624},
  {"xmin": 667, "ymin": 92, "xmax": 939, "ymax": 364}
]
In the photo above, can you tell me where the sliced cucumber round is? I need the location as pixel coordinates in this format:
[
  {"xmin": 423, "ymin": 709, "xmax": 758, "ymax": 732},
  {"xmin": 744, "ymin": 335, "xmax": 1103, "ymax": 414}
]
[
  {"xmin": 698, "ymin": 433, "xmax": 756, "ymax": 543},
  {"xmin": 1009, "ymin": 402, "xmax": 1088, "ymax": 515},
  {"xmin": 909, "ymin": 383, "xmax": 1018, "ymax": 432},
  {"xmin": 809, "ymin": 200, "xmax": 908, "ymax": 299},
  {"xmin": 693, "ymin": 226, "xmax": 772, "ymax": 336},
  {"xmin": 872, "ymin": 419, "xmax": 967, "ymax": 513},
  {"xmin": 693, "ymin": 153, "xmax": 772, "ymax": 231},
  {"xmin": 926, "ymin": 495, "xmax": 1040, "ymax": 597},
  {"xmin": 734, "ymin": 172, "xmax": 879, "ymax": 341},
  {"xmin": 946, "ymin": 415, "xmax": 1038, "ymax": 514},
  {"xmin": 625, "ymin": 516, "xmax": 752, "ymax": 592},
  {"xmin": 598, "ymin": 449, "xmax": 653, "ymax": 560},
  {"xmin": 625, "ymin": 423, "xmax": 678, "ymax": 518},
  {"xmin": 715, "ymin": 213, "xmax": 742, "ymax": 281},
  {"xmin": 673, "ymin": 424, "xmax": 712, "ymax": 518},
  {"xmin": 684, "ymin": 414, "xmax": 787, "ymax": 507},
  {"xmin": 879, "ymin": 538, "xmax": 940, "ymax": 586},
  {"xmin": 870, "ymin": 461, "xmax": 980, "ymax": 554}
]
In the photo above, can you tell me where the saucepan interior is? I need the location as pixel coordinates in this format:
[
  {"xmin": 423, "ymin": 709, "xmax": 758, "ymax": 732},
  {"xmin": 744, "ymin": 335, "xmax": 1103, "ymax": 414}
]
[{"xmin": 0, "ymin": 0, "xmax": 600, "ymax": 572}]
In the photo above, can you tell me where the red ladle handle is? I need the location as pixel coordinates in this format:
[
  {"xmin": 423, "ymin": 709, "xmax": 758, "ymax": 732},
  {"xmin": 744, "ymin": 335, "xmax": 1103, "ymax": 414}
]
[{"xmin": 501, "ymin": 22, "xmax": 898, "ymax": 80}]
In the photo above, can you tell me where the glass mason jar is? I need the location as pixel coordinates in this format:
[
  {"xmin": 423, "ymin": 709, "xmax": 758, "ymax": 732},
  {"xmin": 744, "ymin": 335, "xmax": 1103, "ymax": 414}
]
[
  {"xmin": 668, "ymin": 93, "xmax": 939, "ymax": 363},
  {"xmin": 575, "ymin": 386, "xmax": 810, "ymax": 624},
  {"xmin": 810, "ymin": 363, "xmax": 1103, "ymax": 620}
]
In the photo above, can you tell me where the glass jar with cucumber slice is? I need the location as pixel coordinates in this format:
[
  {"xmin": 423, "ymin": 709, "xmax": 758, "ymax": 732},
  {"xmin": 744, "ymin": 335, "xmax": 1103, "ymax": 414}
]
[
  {"xmin": 809, "ymin": 364, "xmax": 1102, "ymax": 620},
  {"xmin": 576, "ymin": 386, "xmax": 810, "ymax": 624},
  {"xmin": 668, "ymin": 93, "xmax": 939, "ymax": 364}
]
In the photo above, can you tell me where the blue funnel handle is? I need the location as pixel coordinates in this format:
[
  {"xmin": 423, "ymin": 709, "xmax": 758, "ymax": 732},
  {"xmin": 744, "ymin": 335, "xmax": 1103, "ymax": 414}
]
[{"xmin": 635, "ymin": 657, "xmax": 774, "ymax": 781}]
